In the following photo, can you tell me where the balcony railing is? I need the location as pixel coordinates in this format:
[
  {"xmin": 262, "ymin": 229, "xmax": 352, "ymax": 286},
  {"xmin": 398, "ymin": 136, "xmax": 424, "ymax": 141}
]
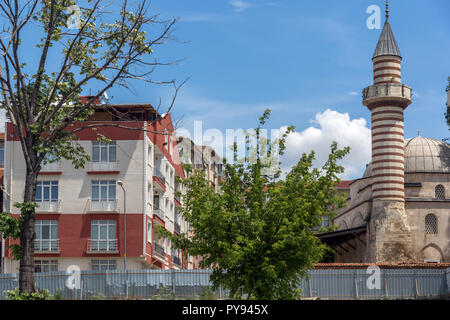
[
  {"xmin": 35, "ymin": 239, "xmax": 60, "ymax": 252},
  {"xmin": 35, "ymin": 200, "xmax": 61, "ymax": 213},
  {"xmin": 87, "ymin": 239, "xmax": 118, "ymax": 253},
  {"xmin": 174, "ymin": 222, "xmax": 181, "ymax": 234},
  {"xmin": 153, "ymin": 243, "xmax": 165, "ymax": 258},
  {"xmin": 153, "ymin": 208, "xmax": 164, "ymax": 220},
  {"xmin": 172, "ymin": 255, "xmax": 181, "ymax": 267},
  {"xmin": 362, "ymin": 83, "xmax": 412, "ymax": 104},
  {"xmin": 154, "ymin": 168, "xmax": 166, "ymax": 185},
  {"xmin": 89, "ymin": 199, "xmax": 118, "ymax": 212},
  {"xmin": 41, "ymin": 161, "xmax": 61, "ymax": 172},
  {"xmin": 88, "ymin": 161, "xmax": 119, "ymax": 172}
]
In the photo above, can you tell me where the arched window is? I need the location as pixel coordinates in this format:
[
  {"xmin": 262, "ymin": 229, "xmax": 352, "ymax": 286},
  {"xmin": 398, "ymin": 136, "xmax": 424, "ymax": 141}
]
[
  {"xmin": 425, "ymin": 214, "xmax": 438, "ymax": 235},
  {"xmin": 435, "ymin": 185, "xmax": 445, "ymax": 199}
]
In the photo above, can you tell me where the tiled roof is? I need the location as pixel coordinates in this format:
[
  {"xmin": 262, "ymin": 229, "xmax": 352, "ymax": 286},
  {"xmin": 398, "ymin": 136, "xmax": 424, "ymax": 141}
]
[
  {"xmin": 313, "ymin": 262, "xmax": 450, "ymax": 269},
  {"xmin": 337, "ymin": 180, "xmax": 354, "ymax": 188}
]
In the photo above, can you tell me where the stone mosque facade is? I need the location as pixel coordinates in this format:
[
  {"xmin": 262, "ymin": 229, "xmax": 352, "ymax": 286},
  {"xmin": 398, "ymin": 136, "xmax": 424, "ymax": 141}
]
[{"xmin": 317, "ymin": 6, "xmax": 450, "ymax": 263}]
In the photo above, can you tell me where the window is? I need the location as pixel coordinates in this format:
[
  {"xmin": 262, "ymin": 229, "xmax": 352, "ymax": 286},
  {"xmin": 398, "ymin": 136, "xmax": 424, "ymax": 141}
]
[
  {"xmin": 165, "ymin": 198, "xmax": 169, "ymax": 217},
  {"xmin": 35, "ymin": 260, "xmax": 58, "ymax": 273},
  {"xmin": 91, "ymin": 260, "xmax": 116, "ymax": 271},
  {"xmin": 435, "ymin": 185, "xmax": 445, "ymax": 200},
  {"xmin": 92, "ymin": 142, "xmax": 116, "ymax": 162},
  {"xmin": 0, "ymin": 144, "xmax": 4, "ymax": 167},
  {"xmin": 147, "ymin": 221, "xmax": 152, "ymax": 243},
  {"xmin": 36, "ymin": 181, "xmax": 58, "ymax": 202},
  {"xmin": 153, "ymin": 195, "xmax": 160, "ymax": 209},
  {"xmin": 92, "ymin": 180, "xmax": 116, "ymax": 202},
  {"xmin": 147, "ymin": 184, "xmax": 152, "ymax": 204},
  {"xmin": 148, "ymin": 144, "xmax": 153, "ymax": 166},
  {"xmin": 164, "ymin": 130, "xmax": 168, "ymax": 150},
  {"xmin": 90, "ymin": 220, "xmax": 116, "ymax": 251},
  {"xmin": 425, "ymin": 214, "xmax": 438, "ymax": 234},
  {"xmin": 217, "ymin": 164, "xmax": 223, "ymax": 175},
  {"xmin": 35, "ymin": 220, "xmax": 58, "ymax": 251},
  {"xmin": 169, "ymin": 136, "xmax": 173, "ymax": 157},
  {"xmin": 43, "ymin": 153, "xmax": 58, "ymax": 163},
  {"xmin": 170, "ymin": 201, "xmax": 174, "ymax": 220}
]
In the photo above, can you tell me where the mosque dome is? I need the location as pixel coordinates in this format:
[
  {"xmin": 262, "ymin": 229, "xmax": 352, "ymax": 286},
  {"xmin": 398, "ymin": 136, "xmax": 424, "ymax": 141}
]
[
  {"xmin": 363, "ymin": 136, "xmax": 450, "ymax": 177},
  {"xmin": 404, "ymin": 136, "xmax": 450, "ymax": 173}
]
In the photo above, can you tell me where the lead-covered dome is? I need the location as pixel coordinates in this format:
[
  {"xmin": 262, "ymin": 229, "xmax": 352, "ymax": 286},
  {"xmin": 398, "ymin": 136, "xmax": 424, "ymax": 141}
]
[{"xmin": 404, "ymin": 136, "xmax": 450, "ymax": 173}]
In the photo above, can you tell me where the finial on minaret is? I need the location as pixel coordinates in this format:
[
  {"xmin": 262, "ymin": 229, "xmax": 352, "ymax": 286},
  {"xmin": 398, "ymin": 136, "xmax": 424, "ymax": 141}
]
[{"xmin": 386, "ymin": 0, "xmax": 389, "ymax": 20}]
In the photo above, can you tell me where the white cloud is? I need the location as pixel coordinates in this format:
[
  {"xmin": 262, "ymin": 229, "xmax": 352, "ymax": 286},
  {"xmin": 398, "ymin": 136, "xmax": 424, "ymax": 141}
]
[
  {"xmin": 348, "ymin": 91, "xmax": 359, "ymax": 96},
  {"xmin": 229, "ymin": 1, "xmax": 253, "ymax": 12},
  {"xmin": 278, "ymin": 109, "xmax": 371, "ymax": 179}
]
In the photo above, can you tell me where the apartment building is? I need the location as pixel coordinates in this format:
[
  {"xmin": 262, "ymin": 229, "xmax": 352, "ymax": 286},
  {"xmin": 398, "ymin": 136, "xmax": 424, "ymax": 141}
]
[
  {"xmin": 177, "ymin": 136, "xmax": 224, "ymax": 193},
  {"xmin": 1, "ymin": 97, "xmax": 190, "ymax": 273},
  {"xmin": 176, "ymin": 136, "xmax": 223, "ymax": 269}
]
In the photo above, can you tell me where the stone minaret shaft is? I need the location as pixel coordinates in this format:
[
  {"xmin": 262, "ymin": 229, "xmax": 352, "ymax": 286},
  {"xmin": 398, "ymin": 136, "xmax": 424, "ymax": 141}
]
[
  {"xmin": 363, "ymin": 15, "xmax": 412, "ymax": 202},
  {"xmin": 362, "ymin": 5, "xmax": 416, "ymax": 262}
]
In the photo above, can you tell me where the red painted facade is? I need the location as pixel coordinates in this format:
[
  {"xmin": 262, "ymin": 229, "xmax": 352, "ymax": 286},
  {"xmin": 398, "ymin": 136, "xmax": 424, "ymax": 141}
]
[{"xmin": 2, "ymin": 101, "xmax": 187, "ymax": 271}]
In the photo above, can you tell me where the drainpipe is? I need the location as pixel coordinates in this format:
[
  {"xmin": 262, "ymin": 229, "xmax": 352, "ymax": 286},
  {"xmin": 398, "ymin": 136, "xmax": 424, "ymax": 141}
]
[{"xmin": 143, "ymin": 122, "xmax": 147, "ymax": 260}]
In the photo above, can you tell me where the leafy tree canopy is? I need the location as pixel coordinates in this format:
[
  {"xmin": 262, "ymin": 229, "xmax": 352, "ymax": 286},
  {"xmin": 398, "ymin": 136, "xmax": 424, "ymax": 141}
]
[{"xmin": 160, "ymin": 110, "xmax": 349, "ymax": 299}]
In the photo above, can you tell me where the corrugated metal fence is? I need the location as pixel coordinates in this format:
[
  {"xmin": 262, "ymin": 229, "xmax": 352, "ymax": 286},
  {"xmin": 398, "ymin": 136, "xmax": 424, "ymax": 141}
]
[{"xmin": 0, "ymin": 268, "xmax": 448, "ymax": 300}]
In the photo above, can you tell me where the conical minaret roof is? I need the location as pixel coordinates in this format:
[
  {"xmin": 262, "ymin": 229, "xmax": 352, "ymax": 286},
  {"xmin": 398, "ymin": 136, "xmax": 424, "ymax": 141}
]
[{"xmin": 372, "ymin": 20, "xmax": 402, "ymax": 59}]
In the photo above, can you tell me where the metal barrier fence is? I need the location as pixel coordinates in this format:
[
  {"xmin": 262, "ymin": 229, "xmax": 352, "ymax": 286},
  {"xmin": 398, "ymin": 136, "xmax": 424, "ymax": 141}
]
[{"xmin": 0, "ymin": 268, "xmax": 448, "ymax": 300}]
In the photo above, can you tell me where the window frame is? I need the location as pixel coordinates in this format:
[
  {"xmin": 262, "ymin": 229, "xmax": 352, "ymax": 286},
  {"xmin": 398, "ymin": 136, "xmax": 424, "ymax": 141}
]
[
  {"xmin": 35, "ymin": 220, "xmax": 58, "ymax": 251},
  {"xmin": 36, "ymin": 181, "xmax": 59, "ymax": 203},
  {"xmin": 92, "ymin": 141, "xmax": 117, "ymax": 163},
  {"xmin": 91, "ymin": 259, "xmax": 117, "ymax": 271},
  {"xmin": 425, "ymin": 213, "xmax": 438, "ymax": 235},
  {"xmin": 91, "ymin": 180, "xmax": 116, "ymax": 202},
  {"xmin": 90, "ymin": 220, "xmax": 117, "ymax": 251},
  {"xmin": 35, "ymin": 260, "xmax": 58, "ymax": 273}
]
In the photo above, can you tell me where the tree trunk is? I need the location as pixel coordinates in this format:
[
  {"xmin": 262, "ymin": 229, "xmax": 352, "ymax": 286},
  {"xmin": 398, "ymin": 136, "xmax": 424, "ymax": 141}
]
[{"xmin": 18, "ymin": 168, "xmax": 38, "ymax": 294}]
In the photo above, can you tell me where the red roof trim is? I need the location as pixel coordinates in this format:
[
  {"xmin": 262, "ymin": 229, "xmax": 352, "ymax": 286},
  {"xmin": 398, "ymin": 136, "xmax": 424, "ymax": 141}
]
[
  {"xmin": 87, "ymin": 171, "xmax": 120, "ymax": 175},
  {"xmin": 153, "ymin": 176, "xmax": 166, "ymax": 191},
  {"xmin": 38, "ymin": 172, "xmax": 62, "ymax": 176}
]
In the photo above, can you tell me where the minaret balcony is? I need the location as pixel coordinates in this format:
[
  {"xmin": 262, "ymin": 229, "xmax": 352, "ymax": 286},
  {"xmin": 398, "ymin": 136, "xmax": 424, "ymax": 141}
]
[{"xmin": 362, "ymin": 83, "xmax": 412, "ymax": 107}]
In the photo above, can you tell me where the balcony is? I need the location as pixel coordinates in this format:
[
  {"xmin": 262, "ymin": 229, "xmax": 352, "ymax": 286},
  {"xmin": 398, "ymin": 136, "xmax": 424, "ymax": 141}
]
[
  {"xmin": 35, "ymin": 239, "xmax": 60, "ymax": 253},
  {"xmin": 88, "ymin": 199, "xmax": 118, "ymax": 213},
  {"xmin": 153, "ymin": 243, "xmax": 165, "ymax": 258},
  {"xmin": 172, "ymin": 255, "xmax": 181, "ymax": 267},
  {"xmin": 153, "ymin": 168, "xmax": 166, "ymax": 190},
  {"xmin": 87, "ymin": 239, "xmax": 118, "ymax": 254},
  {"xmin": 174, "ymin": 222, "xmax": 181, "ymax": 234},
  {"xmin": 40, "ymin": 161, "xmax": 61, "ymax": 173},
  {"xmin": 153, "ymin": 208, "xmax": 164, "ymax": 221},
  {"xmin": 362, "ymin": 83, "xmax": 412, "ymax": 107},
  {"xmin": 87, "ymin": 161, "xmax": 120, "ymax": 174},
  {"xmin": 35, "ymin": 200, "xmax": 61, "ymax": 213}
]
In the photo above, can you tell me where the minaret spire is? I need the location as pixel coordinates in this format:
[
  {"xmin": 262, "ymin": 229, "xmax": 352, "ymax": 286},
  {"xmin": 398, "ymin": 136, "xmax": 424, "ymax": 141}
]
[{"xmin": 385, "ymin": 0, "xmax": 389, "ymax": 20}]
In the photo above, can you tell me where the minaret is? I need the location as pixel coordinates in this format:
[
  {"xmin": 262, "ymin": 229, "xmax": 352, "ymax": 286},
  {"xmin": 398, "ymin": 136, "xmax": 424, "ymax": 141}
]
[{"xmin": 362, "ymin": 1, "xmax": 416, "ymax": 262}]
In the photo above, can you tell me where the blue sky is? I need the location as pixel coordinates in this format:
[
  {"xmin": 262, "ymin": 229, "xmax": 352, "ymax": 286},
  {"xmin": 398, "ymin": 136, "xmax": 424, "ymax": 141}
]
[
  {"xmin": 119, "ymin": 0, "xmax": 449, "ymax": 178},
  {"xmin": 5, "ymin": 0, "xmax": 450, "ymax": 179}
]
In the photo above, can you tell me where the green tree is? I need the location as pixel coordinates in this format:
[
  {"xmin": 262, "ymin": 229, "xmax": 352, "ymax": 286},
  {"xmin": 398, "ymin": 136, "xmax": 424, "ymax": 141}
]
[
  {"xmin": 0, "ymin": 0, "xmax": 181, "ymax": 294},
  {"xmin": 160, "ymin": 110, "xmax": 349, "ymax": 299}
]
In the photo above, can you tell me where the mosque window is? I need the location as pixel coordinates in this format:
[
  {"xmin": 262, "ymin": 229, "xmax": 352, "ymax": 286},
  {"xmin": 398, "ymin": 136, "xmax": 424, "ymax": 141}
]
[
  {"xmin": 425, "ymin": 214, "xmax": 438, "ymax": 235},
  {"xmin": 435, "ymin": 185, "xmax": 445, "ymax": 200}
]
